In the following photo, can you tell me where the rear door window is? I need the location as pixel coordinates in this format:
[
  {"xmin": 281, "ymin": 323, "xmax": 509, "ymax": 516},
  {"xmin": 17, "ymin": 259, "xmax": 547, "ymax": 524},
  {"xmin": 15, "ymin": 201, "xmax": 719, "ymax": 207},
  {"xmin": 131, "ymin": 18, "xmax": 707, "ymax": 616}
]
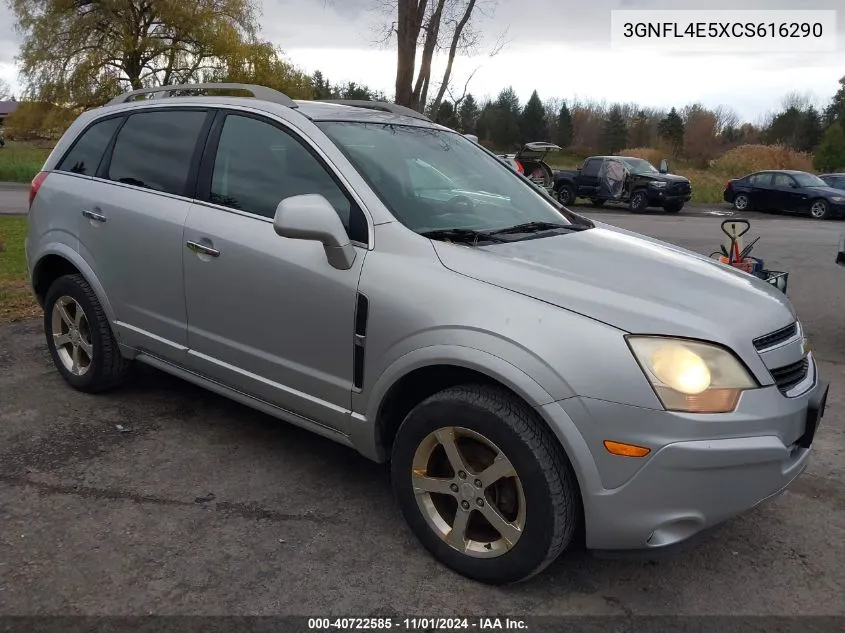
[
  {"xmin": 581, "ymin": 159, "xmax": 601, "ymax": 177},
  {"xmin": 106, "ymin": 109, "xmax": 208, "ymax": 196},
  {"xmin": 748, "ymin": 173, "xmax": 772, "ymax": 186},
  {"xmin": 56, "ymin": 116, "xmax": 122, "ymax": 176},
  {"xmin": 771, "ymin": 173, "xmax": 795, "ymax": 187}
]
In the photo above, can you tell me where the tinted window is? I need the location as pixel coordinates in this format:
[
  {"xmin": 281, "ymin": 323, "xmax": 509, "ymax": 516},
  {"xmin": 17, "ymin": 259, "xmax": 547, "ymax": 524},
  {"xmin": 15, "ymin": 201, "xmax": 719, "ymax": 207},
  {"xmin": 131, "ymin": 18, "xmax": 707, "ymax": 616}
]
[
  {"xmin": 57, "ymin": 117, "xmax": 122, "ymax": 176},
  {"xmin": 748, "ymin": 173, "xmax": 772, "ymax": 186},
  {"xmin": 835, "ymin": 177, "xmax": 845, "ymax": 190},
  {"xmin": 582, "ymin": 159, "xmax": 602, "ymax": 177},
  {"xmin": 772, "ymin": 173, "xmax": 795, "ymax": 187},
  {"xmin": 209, "ymin": 114, "xmax": 367, "ymax": 243},
  {"xmin": 107, "ymin": 110, "xmax": 207, "ymax": 196}
]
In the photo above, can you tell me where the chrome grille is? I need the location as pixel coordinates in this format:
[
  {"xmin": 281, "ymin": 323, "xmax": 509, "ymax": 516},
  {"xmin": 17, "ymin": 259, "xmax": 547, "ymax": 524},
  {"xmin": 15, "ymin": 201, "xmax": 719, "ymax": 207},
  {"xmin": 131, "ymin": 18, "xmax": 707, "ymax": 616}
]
[
  {"xmin": 770, "ymin": 358, "xmax": 809, "ymax": 394},
  {"xmin": 753, "ymin": 322, "xmax": 798, "ymax": 351}
]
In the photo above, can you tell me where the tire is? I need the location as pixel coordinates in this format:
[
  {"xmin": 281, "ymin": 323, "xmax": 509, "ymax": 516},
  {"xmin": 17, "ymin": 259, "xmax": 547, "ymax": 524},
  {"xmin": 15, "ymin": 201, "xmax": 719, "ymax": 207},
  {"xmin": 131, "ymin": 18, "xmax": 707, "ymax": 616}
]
[
  {"xmin": 809, "ymin": 198, "xmax": 830, "ymax": 220},
  {"xmin": 556, "ymin": 184, "xmax": 575, "ymax": 206},
  {"xmin": 44, "ymin": 273, "xmax": 131, "ymax": 393},
  {"xmin": 663, "ymin": 202, "xmax": 683, "ymax": 213},
  {"xmin": 629, "ymin": 189, "xmax": 649, "ymax": 213},
  {"xmin": 590, "ymin": 199, "xmax": 606, "ymax": 207},
  {"xmin": 733, "ymin": 193, "xmax": 751, "ymax": 212},
  {"xmin": 391, "ymin": 384, "xmax": 579, "ymax": 585}
]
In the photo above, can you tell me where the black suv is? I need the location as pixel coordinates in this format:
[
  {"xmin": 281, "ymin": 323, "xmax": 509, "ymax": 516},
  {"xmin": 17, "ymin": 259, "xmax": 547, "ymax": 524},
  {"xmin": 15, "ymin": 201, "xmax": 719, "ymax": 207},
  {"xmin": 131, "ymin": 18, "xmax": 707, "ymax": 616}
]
[{"xmin": 553, "ymin": 155, "xmax": 692, "ymax": 213}]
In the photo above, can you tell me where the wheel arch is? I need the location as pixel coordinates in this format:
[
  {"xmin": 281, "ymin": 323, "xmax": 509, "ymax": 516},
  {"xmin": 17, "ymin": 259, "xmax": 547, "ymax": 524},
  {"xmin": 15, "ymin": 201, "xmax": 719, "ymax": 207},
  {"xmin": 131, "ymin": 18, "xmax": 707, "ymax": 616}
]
[
  {"xmin": 31, "ymin": 245, "xmax": 116, "ymax": 324},
  {"xmin": 354, "ymin": 345, "xmax": 573, "ymax": 464}
]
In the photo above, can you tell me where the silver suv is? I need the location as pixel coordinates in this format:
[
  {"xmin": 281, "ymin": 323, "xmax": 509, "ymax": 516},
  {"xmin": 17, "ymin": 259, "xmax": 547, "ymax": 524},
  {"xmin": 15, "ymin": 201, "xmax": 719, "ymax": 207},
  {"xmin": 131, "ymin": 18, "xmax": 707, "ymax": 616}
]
[{"xmin": 26, "ymin": 83, "xmax": 828, "ymax": 585}]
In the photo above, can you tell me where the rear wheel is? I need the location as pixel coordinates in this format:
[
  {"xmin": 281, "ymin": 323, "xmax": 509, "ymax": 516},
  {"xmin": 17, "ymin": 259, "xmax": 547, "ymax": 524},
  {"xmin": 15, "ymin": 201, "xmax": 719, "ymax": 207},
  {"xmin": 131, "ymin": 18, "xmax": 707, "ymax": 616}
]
[
  {"xmin": 629, "ymin": 189, "xmax": 649, "ymax": 213},
  {"xmin": 391, "ymin": 385, "xmax": 579, "ymax": 585},
  {"xmin": 810, "ymin": 198, "xmax": 830, "ymax": 220},
  {"xmin": 556, "ymin": 184, "xmax": 575, "ymax": 206},
  {"xmin": 44, "ymin": 274, "xmax": 131, "ymax": 393},
  {"xmin": 733, "ymin": 193, "xmax": 751, "ymax": 212}
]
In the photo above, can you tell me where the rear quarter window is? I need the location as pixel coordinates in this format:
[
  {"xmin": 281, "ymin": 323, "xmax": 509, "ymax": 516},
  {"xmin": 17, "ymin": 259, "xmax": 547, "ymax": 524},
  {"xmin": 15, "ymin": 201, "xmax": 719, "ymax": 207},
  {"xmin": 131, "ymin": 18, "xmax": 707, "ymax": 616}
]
[
  {"xmin": 56, "ymin": 116, "xmax": 123, "ymax": 176},
  {"xmin": 106, "ymin": 109, "xmax": 208, "ymax": 196}
]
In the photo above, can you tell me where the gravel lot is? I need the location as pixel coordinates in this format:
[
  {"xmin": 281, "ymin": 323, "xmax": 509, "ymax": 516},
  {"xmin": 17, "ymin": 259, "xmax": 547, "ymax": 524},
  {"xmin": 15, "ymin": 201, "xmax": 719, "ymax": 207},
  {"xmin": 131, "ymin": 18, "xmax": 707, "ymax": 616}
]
[{"xmin": 1, "ymin": 210, "xmax": 844, "ymax": 617}]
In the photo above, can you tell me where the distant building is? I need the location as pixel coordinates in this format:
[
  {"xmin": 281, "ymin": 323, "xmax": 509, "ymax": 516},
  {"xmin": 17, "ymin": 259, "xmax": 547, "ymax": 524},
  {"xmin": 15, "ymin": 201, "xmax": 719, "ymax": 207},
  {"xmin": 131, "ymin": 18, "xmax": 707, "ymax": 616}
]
[{"xmin": 0, "ymin": 99, "xmax": 19, "ymax": 126}]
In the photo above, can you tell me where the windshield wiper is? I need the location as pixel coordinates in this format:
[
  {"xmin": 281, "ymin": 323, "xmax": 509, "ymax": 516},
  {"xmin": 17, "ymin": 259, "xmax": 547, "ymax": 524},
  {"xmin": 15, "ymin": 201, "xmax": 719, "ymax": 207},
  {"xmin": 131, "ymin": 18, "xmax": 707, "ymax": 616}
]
[
  {"xmin": 420, "ymin": 228, "xmax": 508, "ymax": 244},
  {"xmin": 488, "ymin": 221, "xmax": 589, "ymax": 236}
]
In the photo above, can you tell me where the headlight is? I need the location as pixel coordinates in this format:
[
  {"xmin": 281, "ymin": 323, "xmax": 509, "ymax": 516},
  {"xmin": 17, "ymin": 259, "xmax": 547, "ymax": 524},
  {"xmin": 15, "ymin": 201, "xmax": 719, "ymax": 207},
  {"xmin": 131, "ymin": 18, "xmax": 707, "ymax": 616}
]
[
  {"xmin": 830, "ymin": 196, "xmax": 845, "ymax": 203},
  {"xmin": 649, "ymin": 181, "xmax": 666, "ymax": 188},
  {"xmin": 626, "ymin": 336, "xmax": 758, "ymax": 413}
]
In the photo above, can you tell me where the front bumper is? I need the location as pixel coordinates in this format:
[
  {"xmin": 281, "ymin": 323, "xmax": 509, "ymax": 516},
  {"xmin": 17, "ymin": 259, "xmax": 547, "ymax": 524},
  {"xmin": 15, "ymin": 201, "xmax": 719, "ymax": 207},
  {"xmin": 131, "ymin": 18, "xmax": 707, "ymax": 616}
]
[
  {"xmin": 541, "ymin": 375, "xmax": 828, "ymax": 552},
  {"xmin": 648, "ymin": 188, "xmax": 691, "ymax": 205}
]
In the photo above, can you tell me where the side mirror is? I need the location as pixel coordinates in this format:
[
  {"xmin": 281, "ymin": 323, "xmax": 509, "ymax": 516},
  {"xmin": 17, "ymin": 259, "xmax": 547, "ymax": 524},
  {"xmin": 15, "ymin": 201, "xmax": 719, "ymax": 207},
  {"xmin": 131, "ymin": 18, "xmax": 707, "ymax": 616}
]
[
  {"xmin": 659, "ymin": 159, "xmax": 669, "ymax": 174},
  {"xmin": 837, "ymin": 235, "xmax": 845, "ymax": 267},
  {"xmin": 463, "ymin": 134, "xmax": 479, "ymax": 144},
  {"xmin": 273, "ymin": 194, "xmax": 356, "ymax": 270}
]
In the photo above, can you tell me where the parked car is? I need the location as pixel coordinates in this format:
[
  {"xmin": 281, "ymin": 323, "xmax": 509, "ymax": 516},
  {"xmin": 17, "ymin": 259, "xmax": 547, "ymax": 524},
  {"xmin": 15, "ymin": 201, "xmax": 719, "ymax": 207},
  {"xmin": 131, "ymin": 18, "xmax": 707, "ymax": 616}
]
[
  {"xmin": 819, "ymin": 173, "xmax": 845, "ymax": 191},
  {"xmin": 26, "ymin": 82, "xmax": 827, "ymax": 585},
  {"xmin": 724, "ymin": 170, "xmax": 845, "ymax": 220},
  {"xmin": 553, "ymin": 155, "xmax": 692, "ymax": 213},
  {"xmin": 497, "ymin": 142, "xmax": 561, "ymax": 192}
]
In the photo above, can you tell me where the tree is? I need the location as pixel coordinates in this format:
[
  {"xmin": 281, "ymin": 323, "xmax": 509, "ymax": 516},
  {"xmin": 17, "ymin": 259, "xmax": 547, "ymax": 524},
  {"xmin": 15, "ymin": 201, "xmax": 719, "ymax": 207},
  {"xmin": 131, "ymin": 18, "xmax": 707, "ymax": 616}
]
[
  {"xmin": 813, "ymin": 124, "xmax": 845, "ymax": 172},
  {"xmin": 823, "ymin": 76, "xmax": 845, "ymax": 130},
  {"xmin": 765, "ymin": 106, "xmax": 804, "ymax": 148},
  {"xmin": 489, "ymin": 86, "xmax": 520, "ymax": 149},
  {"xmin": 554, "ymin": 102, "xmax": 573, "ymax": 148},
  {"xmin": 311, "ymin": 71, "xmax": 334, "ymax": 99},
  {"xmin": 658, "ymin": 107, "xmax": 684, "ymax": 154},
  {"xmin": 600, "ymin": 105, "xmax": 627, "ymax": 154},
  {"xmin": 627, "ymin": 109, "xmax": 651, "ymax": 147},
  {"xmin": 434, "ymin": 101, "xmax": 459, "ymax": 129},
  {"xmin": 796, "ymin": 106, "xmax": 823, "ymax": 152},
  {"xmin": 519, "ymin": 90, "xmax": 546, "ymax": 143},
  {"xmin": 0, "ymin": 78, "xmax": 11, "ymax": 100},
  {"xmin": 8, "ymin": 0, "xmax": 303, "ymax": 107},
  {"xmin": 681, "ymin": 104, "xmax": 719, "ymax": 166},
  {"xmin": 458, "ymin": 93, "xmax": 479, "ymax": 133}
]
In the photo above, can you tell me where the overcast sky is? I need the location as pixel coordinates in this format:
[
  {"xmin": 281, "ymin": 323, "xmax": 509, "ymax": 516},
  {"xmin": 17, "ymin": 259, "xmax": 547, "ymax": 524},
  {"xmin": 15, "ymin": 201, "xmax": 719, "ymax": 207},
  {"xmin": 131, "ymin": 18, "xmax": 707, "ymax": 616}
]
[{"xmin": 0, "ymin": 0, "xmax": 842, "ymax": 122}]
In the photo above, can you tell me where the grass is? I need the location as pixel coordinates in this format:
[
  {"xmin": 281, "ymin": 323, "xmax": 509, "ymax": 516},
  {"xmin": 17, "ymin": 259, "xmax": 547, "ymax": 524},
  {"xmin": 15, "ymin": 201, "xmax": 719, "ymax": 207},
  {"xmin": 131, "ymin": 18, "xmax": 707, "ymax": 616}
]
[
  {"xmin": 0, "ymin": 141, "xmax": 52, "ymax": 183},
  {"xmin": 0, "ymin": 216, "xmax": 39, "ymax": 322}
]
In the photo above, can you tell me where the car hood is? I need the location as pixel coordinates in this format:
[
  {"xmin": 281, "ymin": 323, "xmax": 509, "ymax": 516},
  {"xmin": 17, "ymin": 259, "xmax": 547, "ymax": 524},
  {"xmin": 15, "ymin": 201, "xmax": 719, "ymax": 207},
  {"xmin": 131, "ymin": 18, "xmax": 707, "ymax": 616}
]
[
  {"xmin": 637, "ymin": 172, "xmax": 689, "ymax": 184},
  {"xmin": 432, "ymin": 222, "xmax": 796, "ymax": 345}
]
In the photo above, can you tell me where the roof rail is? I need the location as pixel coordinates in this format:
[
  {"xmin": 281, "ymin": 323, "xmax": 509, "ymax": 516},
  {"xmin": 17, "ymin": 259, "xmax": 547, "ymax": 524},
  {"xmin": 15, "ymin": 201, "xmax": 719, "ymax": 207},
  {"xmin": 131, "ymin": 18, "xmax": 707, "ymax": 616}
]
[
  {"xmin": 106, "ymin": 82, "xmax": 298, "ymax": 108},
  {"xmin": 316, "ymin": 99, "xmax": 431, "ymax": 122}
]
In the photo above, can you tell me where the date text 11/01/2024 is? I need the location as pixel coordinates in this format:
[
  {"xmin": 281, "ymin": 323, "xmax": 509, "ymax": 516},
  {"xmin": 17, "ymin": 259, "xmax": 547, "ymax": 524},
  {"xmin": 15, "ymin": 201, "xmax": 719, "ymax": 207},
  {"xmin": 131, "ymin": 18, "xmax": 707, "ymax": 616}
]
[
  {"xmin": 622, "ymin": 21, "xmax": 823, "ymax": 38},
  {"xmin": 307, "ymin": 618, "xmax": 528, "ymax": 630}
]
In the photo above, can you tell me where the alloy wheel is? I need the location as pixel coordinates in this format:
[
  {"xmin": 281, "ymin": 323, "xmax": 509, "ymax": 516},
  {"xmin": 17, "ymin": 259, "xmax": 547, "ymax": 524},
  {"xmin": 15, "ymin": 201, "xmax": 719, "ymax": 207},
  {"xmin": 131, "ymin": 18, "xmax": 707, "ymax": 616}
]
[
  {"xmin": 411, "ymin": 426, "xmax": 526, "ymax": 558},
  {"xmin": 734, "ymin": 194, "xmax": 748, "ymax": 210},
  {"xmin": 810, "ymin": 200, "xmax": 828, "ymax": 219},
  {"xmin": 51, "ymin": 295, "xmax": 93, "ymax": 376}
]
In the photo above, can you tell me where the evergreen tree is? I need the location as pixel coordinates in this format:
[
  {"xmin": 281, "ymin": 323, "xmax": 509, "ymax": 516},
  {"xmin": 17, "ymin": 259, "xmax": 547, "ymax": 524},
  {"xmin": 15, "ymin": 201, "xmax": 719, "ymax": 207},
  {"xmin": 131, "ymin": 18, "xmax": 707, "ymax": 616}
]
[
  {"xmin": 491, "ymin": 86, "xmax": 521, "ymax": 149},
  {"xmin": 823, "ymin": 76, "xmax": 845, "ymax": 129},
  {"xmin": 628, "ymin": 110, "xmax": 651, "ymax": 147},
  {"xmin": 519, "ymin": 90, "xmax": 547, "ymax": 143},
  {"xmin": 601, "ymin": 105, "xmax": 628, "ymax": 154},
  {"xmin": 813, "ymin": 124, "xmax": 845, "ymax": 172},
  {"xmin": 796, "ymin": 106, "xmax": 823, "ymax": 152},
  {"xmin": 458, "ymin": 94, "xmax": 480, "ymax": 134},
  {"xmin": 554, "ymin": 102, "xmax": 573, "ymax": 148},
  {"xmin": 658, "ymin": 107, "xmax": 685, "ymax": 154},
  {"xmin": 435, "ymin": 101, "xmax": 460, "ymax": 129},
  {"xmin": 311, "ymin": 71, "xmax": 333, "ymax": 99}
]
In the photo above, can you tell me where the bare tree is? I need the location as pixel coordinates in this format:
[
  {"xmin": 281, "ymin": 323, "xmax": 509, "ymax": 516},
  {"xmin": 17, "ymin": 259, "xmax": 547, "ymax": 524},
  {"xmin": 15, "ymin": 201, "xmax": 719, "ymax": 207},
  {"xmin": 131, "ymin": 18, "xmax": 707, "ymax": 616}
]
[
  {"xmin": 0, "ymin": 78, "xmax": 11, "ymax": 100},
  {"xmin": 372, "ymin": 0, "xmax": 502, "ymax": 111}
]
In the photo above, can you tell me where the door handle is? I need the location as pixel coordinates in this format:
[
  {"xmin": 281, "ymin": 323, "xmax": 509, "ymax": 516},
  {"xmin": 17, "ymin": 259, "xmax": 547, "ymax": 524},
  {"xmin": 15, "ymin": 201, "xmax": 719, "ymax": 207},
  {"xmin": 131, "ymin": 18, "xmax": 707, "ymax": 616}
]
[
  {"xmin": 186, "ymin": 240, "xmax": 220, "ymax": 257},
  {"xmin": 82, "ymin": 209, "xmax": 107, "ymax": 222}
]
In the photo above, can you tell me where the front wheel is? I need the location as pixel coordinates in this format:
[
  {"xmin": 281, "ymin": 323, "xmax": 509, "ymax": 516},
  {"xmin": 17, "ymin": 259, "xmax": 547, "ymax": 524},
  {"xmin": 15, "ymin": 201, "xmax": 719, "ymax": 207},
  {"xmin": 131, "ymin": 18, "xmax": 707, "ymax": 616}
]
[
  {"xmin": 629, "ymin": 189, "xmax": 649, "ymax": 213},
  {"xmin": 556, "ymin": 184, "xmax": 575, "ymax": 206},
  {"xmin": 810, "ymin": 198, "xmax": 830, "ymax": 220},
  {"xmin": 391, "ymin": 385, "xmax": 579, "ymax": 585}
]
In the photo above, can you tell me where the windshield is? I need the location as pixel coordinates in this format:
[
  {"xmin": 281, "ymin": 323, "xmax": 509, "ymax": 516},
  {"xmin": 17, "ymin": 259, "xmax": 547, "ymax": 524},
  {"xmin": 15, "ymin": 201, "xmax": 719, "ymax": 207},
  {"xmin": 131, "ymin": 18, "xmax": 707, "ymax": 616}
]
[
  {"xmin": 316, "ymin": 121, "xmax": 578, "ymax": 234},
  {"xmin": 792, "ymin": 172, "xmax": 827, "ymax": 187},
  {"xmin": 619, "ymin": 157, "xmax": 659, "ymax": 174}
]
